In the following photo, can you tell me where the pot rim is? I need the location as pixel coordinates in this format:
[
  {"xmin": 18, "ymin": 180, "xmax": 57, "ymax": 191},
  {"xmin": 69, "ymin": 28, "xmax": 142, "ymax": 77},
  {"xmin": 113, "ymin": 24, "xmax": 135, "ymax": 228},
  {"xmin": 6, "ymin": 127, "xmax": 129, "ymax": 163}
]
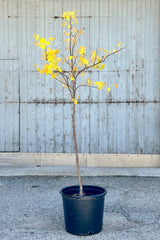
[{"xmin": 59, "ymin": 185, "xmax": 107, "ymax": 199}]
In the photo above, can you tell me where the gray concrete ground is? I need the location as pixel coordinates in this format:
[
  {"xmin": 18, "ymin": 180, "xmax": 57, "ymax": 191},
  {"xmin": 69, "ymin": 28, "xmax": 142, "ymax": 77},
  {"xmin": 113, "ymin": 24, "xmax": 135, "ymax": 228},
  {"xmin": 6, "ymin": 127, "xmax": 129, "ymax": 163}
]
[{"xmin": 0, "ymin": 174, "xmax": 160, "ymax": 240}]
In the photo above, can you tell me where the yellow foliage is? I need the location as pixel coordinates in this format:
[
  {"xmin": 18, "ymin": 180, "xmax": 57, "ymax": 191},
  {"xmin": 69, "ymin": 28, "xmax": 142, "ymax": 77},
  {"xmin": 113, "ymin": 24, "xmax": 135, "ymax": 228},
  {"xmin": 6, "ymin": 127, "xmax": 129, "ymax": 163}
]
[
  {"xmin": 81, "ymin": 72, "xmax": 85, "ymax": 77},
  {"xmin": 82, "ymin": 58, "xmax": 89, "ymax": 65},
  {"xmin": 116, "ymin": 42, "xmax": 122, "ymax": 48},
  {"xmin": 94, "ymin": 81, "xmax": 104, "ymax": 90},
  {"xmin": 96, "ymin": 56, "xmax": 101, "ymax": 63},
  {"xmin": 49, "ymin": 37, "xmax": 55, "ymax": 42},
  {"xmin": 40, "ymin": 44, "xmax": 46, "ymax": 50},
  {"xmin": 62, "ymin": 11, "xmax": 78, "ymax": 25},
  {"xmin": 79, "ymin": 46, "xmax": 86, "ymax": 55},
  {"xmin": 34, "ymin": 11, "xmax": 123, "ymax": 103},
  {"xmin": 74, "ymin": 99, "xmax": 78, "ymax": 104},
  {"xmin": 72, "ymin": 98, "xmax": 78, "ymax": 104},
  {"xmin": 62, "ymin": 84, "xmax": 67, "ymax": 89},
  {"xmin": 52, "ymin": 73, "xmax": 57, "ymax": 79},
  {"xmin": 99, "ymin": 64, "xmax": 105, "ymax": 70},
  {"xmin": 62, "ymin": 21, "xmax": 67, "ymax": 27},
  {"xmin": 43, "ymin": 64, "xmax": 53, "ymax": 75},
  {"xmin": 58, "ymin": 68, "xmax": 62, "ymax": 73},
  {"xmin": 87, "ymin": 79, "xmax": 92, "ymax": 86},
  {"xmin": 39, "ymin": 38, "xmax": 46, "ymax": 44},
  {"xmin": 91, "ymin": 51, "xmax": 96, "ymax": 62},
  {"xmin": 36, "ymin": 34, "xmax": 39, "ymax": 41},
  {"xmin": 34, "ymin": 41, "xmax": 38, "ymax": 46},
  {"xmin": 79, "ymin": 28, "xmax": 83, "ymax": 35},
  {"xmin": 94, "ymin": 64, "xmax": 100, "ymax": 69}
]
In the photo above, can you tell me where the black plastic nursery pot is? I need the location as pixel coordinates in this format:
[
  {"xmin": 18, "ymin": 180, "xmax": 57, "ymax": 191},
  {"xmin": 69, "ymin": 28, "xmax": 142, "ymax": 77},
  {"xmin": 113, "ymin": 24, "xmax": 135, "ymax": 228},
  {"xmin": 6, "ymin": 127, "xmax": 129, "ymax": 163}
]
[{"xmin": 60, "ymin": 185, "xmax": 107, "ymax": 236}]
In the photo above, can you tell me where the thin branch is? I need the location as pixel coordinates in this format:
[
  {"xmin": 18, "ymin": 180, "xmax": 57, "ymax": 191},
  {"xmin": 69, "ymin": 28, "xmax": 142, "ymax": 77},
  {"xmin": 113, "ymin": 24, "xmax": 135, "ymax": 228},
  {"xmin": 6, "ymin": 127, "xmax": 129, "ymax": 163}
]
[
  {"xmin": 75, "ymin": 84, "xmax": 98, "ymax": 91},
  {"xmin": 75, "ymin": 46, "xmax": 126, "ymax": 78}
]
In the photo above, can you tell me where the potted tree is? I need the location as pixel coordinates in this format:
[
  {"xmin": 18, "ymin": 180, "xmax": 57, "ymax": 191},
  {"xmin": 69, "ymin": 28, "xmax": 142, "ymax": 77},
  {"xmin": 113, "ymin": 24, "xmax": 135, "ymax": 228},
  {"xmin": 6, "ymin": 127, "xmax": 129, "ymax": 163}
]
[{"xmin": 34, "ymin": 11, "xmax": 125, "ymax": 236}]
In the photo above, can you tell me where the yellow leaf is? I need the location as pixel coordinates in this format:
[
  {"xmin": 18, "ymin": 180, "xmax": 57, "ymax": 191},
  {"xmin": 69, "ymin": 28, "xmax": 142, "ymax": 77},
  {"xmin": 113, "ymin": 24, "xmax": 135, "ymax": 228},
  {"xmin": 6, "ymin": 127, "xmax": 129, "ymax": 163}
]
[
  {"xmin": 116, "ymin": 42, "xmax": 122, "ymax": 47},
  {"xmin": 79, "ymin": 28, "xmax": 83, "ymax": 35},
  {"xmin": 49, "ymin": 37, "xmax": 55, "ymax": 42},
  {"xmin": 40, "ymin": 44, "xmax": 46, "ymax": 50},
  {"xmin": 94, "ymin": 81, "xmax": 104, "ymax": 90},
  {"xmin": 52, "ymin": 73, "xmax": 57, "ymax": 79},
  {"xmin": 91, "ymin": 51, "xmax": 96, "ymax": 57},
  {"xmin": 81, "ymin": 72, "xmax": 85, "ymax": 77},
  {"xmin": 99, "ymin": 64, "xmax": 105, "ymax": 70},
  {"xmin": 113, "ymin": 49, "xmax": 117, "ymax": 52},
  {"xmin": 68, "ymin": 55, "xmax": 73, "ymax": 60},
  {"xmin": 34, "ymin": 41, "xmax": 38, "ymax": 46},
  {"xmin": 62, "ymin": 21, "xmax": 67, "ymax": 27},
  {"xmin": 58, "ymin": 68, "xmax": 62, "ymax": 73},
  {"xmin": 94, "ymin": 64, "xmax": 99, "ymax": 69},
  {"xmin": 74, "ymin": 99, "xmax": 78, "ymax": 104},
  {"xmin": 79, "ymin": 46, "xmax": 86, "ymax": 55},
  {"xmin": 62, "ymin": 84, "xmax": 67, "ymax": 89},
  {"xmin": 40, "ymin": 38, "xmax": 46, "ymax": 44},
  {"xmin": 107, "ymin": 87, "xmax": 111, "ymax": 92},
  {"xmin": 104, "ymin": 49, "xmax": 108, "ymax": 54},
  {"xmin": 104, "ymin": 83, "xmax": 107, "ymax": 87},
  {"xmin": 87, "ymin": 78, "xmax": 92, "ymax": 86},
  {"xmin": 35, "ymin": 34, "xmax": 39, "ymax": 41},
  {"xmin": 82, "ymin": 58, "xmax": 89, "ymax": 65},
  {"xmin": 57, "ymin": 58, "xmax": 61, "ymax": 62},
  {"xmin": 71, "ymin": 98, "xmax": 78, "ymax": 104},
  {"xmin": 70, "ymin": 77, "xmax": 74, "ymax": 80},
  {"xmin": 96, "ymin": 56, "xmax": 101, "ymax": 63},
  {"xmin": 114, "ymin": 83, "xmax": 118, "ymax": 88},
  {"xmin": 62, "ymin": 12, "xmax": 67, "ymax": 18}
]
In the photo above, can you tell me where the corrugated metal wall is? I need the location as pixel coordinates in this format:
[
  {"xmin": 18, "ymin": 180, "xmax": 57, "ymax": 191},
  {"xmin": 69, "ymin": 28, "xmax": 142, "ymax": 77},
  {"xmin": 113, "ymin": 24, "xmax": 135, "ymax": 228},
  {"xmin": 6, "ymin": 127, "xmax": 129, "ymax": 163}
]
[{"xmin": 0, "ymin": 0, "xmax": 159, "ymax": 154}]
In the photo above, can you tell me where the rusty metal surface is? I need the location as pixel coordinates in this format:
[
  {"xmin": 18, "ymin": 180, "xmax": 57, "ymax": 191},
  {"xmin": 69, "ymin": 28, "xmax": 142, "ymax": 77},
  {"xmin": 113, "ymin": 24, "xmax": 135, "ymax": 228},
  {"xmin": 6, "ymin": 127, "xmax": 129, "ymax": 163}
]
[{"xmin": 0, "ymin": 0, "xmax": 159, "ymax": 154}]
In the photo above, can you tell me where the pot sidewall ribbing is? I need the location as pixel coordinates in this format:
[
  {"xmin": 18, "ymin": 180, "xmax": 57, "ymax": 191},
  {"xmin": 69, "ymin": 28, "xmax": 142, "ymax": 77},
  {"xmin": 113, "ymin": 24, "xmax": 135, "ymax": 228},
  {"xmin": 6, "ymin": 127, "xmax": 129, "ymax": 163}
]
[{"xmin": 60, "ymin": 185, "xmax": 107, "ymax": 236}]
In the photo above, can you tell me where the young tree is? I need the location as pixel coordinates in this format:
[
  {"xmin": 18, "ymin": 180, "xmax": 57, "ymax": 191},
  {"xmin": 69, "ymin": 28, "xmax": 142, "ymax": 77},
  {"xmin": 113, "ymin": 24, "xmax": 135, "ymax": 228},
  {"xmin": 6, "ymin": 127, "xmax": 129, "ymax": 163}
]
[{"xmin": 34, "ymin": 11, "xmax": 125, "ymax": 196}]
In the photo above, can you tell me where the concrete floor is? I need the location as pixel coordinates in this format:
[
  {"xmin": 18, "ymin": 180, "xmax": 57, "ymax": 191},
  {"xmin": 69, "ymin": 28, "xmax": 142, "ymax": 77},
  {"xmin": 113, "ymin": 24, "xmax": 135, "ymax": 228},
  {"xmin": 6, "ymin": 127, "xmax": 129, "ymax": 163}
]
[{"xmin": 0, "ymin": 175, "xmax": 160, "ymax": 240}]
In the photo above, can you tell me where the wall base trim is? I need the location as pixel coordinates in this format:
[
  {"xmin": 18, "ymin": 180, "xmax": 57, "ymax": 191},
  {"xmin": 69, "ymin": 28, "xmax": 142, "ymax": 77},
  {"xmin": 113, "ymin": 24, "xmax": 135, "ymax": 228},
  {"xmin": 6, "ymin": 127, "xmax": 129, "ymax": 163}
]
[{"xmin": 0, "ymin": 153, "xmax": 160, "ymax": 168}]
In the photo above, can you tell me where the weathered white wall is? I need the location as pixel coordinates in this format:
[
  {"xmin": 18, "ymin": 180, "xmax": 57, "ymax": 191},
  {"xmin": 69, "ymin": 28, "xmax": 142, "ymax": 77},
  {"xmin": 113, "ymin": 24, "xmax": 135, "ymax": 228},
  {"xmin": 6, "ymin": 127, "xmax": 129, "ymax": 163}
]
[{"xmin": 0, "ymin": 0, "xmax": 159, "ymax": 154}]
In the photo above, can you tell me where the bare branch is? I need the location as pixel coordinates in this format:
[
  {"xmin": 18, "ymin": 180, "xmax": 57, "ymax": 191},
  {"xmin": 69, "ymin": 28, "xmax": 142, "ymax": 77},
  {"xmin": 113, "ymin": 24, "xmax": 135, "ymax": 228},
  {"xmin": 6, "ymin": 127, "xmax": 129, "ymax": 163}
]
[{"xmin": 75, "ymin": 84, "xmax": 98, "ymax": 91}]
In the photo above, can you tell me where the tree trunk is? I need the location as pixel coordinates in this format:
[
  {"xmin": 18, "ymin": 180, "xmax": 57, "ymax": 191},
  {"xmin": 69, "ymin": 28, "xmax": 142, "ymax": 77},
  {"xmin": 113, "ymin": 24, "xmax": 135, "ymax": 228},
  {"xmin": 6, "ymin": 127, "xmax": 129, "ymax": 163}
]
[{"xmin": 72, "ymin": 103, "xmax": 83, "ymax": 196}]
